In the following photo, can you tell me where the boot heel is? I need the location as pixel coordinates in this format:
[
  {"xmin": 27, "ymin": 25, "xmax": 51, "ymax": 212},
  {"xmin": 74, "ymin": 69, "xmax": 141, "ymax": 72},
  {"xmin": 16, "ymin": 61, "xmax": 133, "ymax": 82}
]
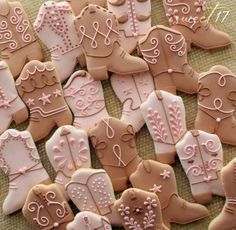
[
  {"xmin": 155, "ymin": 152, "xmax": 176, "ymax": 164},
  {"xmin": 186, "ymin": 39, "xmax": 192, "ymax": 52},
  {"xmin": 89, "ymin": 66, "xmax": 108, "ymax": 80},
  {"xmin": 12, "ymin": 107, "xmax": 28, "ymax": 125}
]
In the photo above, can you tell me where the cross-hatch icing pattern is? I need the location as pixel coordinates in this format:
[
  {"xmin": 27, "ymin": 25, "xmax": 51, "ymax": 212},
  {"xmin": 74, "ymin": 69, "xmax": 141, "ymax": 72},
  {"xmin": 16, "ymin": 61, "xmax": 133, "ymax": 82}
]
[{"xmin": 78, "ymin": 19, "xmax": 119, "ymax": 48}]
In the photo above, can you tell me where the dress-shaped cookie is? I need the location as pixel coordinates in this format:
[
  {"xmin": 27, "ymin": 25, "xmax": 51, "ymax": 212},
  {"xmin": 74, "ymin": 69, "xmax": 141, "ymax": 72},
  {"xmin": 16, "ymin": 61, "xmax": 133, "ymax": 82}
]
[
  {"xmin": 67, "ymin": 211, "xmax": 112, "ymax": 230},
  {"xmin": 176, "ymin": 130, "xmax": 224, "ymax": 204},
  {"xmin": 111, "ymin": 71, "xmax": 154, "ymax": 132},
  {"xmin": 130, "ymin": 160, "xmax": 210, "ymax": 228},
  {"xmin": 63, "ymin": 70, "xmax": 109, "ymax": 131},
  {"xmin": 23, "ymin": 184, "xmax": 74, "ymax": 230},
  {"xmin": 209, "ymin": 157, "xmax": 236, "ymax": 230},
  {"xmin": 0, "ymin": 129, "xmax": 51, "ymax": 215},
  {"xmin": 46, "ymin": 125, "xmax": 91, "ymax": 199},
  {"xmin": 75, "ymin": 4, "xmax": 149, "ymax": 80},
  {"xmin": 89, "ymin": 117, "xmax": 142, "ymax": 191},
  {"xmin": 16, "ymin": 60, "xmax": 73, "ymax": 142},
  {"xmin": 0, "ymin": 61, "xmax": 28, "ymax": 134},
  {"xmin": 0, "ymin": 0, "xmax": 43, "ymax": 78},
  {"xmin": 162, "ymin": 0, "xmax": 231, "ymax": 51},
  {"xmin": 34, "ymin": 1, "xmax": 85, "ymax": 82},
  {"xmin": 194, "ymin": 65, "xmax": 236, "ymax": 146},
  {"xmin": 107, "ymin": 0, "xmax": 151, "ymax": 53},
  {"xmin": 66, "ymin": 168, "xmax": 121, "ymax": 226},
  {"xmin": 139, "ymin": 25, "xmax": 198, "ymax": 95},
  {"xmin": 140, "ymin": 90, "xmax": 187, "ymax": 164},
  {"xmin": 115, "ymin": 188, "xmax": 168, "ymax": 230},
  {"xmin": 55, "ymin": 0, "xmax": 106, "ymax": 16}
]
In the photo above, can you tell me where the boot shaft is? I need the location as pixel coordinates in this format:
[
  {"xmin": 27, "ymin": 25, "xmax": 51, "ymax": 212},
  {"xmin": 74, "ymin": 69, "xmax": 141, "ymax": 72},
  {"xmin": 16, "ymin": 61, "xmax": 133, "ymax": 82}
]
[
  {"xmin": 197, "ymin": 65, "xmax": 236, "ymax": 120},
  {"xmin": 46, "ymin": 125, "xmax": 91, "ymax": 178},
  {"xmin": 107, "ymin": 0, "xmax": 151, "ymax": 38},
  {"xmin": 141, "ymin": 90, "xmax": 187, "ymax": 146},
  {"xmin": 75, "ymin": 4, "xmax": 120, "ymax": 57},
  {"xmin": 16, "ymin": 60, "xmax": 69, "ymax": 117},
  {"xmin": 139, "ymin": 25, "xmax": 188, "ymax": 77},
  {"xmin": 176, "ymin": 130, "xmax": 223, "ymax": 184},
  {"xmin": 66, "ymin": 168, "xmax": 116, "ymax": 216},
  {"xmin": 89, "ymin": 117, "xmax": 139, "ymax": 167},
  {"xmin": 0, "ymin": 0, "xmax": 36, "ymax": 53},
  {"xmin": 34, "ymin": 1, "xmax": 80, "ymax": 55},
  {"xmin": 130, "ymin": 160, "xmax": 178, "ymax": 209},
  {"xmin": 115, "ymin": 188, "xmax": 165, "ymax": 230}
]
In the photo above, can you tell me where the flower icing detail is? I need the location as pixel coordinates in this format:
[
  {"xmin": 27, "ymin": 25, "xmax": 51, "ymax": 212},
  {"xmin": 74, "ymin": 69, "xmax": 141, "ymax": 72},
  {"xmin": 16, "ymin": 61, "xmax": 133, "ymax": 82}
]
[
  {"xmin": 160, "ymin": 170, "xmax": 171, "ymax": 179},
  {"xmin": 166, "ymin": 8, "xmax": 179, "ymax": 24},
  {"xmin": 118, "ymin": 204, "xmax": 130, "ymax": 217},
  {"xmin": 38, "ymin": 93, "xmax": 52, "ymax": 105},
  {"xmin": 194, "ymin": 0, "xmax": 206, "ymax": 13},
  {"xmin": 149, "ymin": 184, "xmax": 162, "ymax": 193}
]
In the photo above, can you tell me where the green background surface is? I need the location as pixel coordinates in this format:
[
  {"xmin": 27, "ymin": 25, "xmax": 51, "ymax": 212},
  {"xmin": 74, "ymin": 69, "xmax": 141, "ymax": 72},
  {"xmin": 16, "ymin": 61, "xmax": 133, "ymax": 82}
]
[{"xmin": 0, "ymin": 0, "xmax": 236, "ymax": 229}]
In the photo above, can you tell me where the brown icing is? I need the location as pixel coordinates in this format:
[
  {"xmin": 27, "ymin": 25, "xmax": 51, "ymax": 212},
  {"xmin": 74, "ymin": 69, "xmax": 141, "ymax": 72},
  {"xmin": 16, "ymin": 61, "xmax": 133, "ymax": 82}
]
[
  {"xmin": 139, "ymin": 25, "xmax": 198, "ymax": 95},
  {"xmin": 89, "ymin": 117, "xmax": 142, "ymax": 192},
  {"xmin": 75, "ymin": 4, "xmax": 149, "ymax": 80},
  {"xmin": 0, "ymin": 0, "xmax": 43, "ymax": 77},
  {"xmin": 130, "ymin": 160, "xmax": 209, "ymax": 228},
  {"xmin": 194, "ymin": 65, "xmax": 236, "ymax": 146},
  {"xmin": 162, "ymin": 0, "xmax": 231, "ymax": 51},
  {"xmin": 114, "ymin": 188, "xmax": 168, "ymax": 230},
  {"xmin": 15, "ymin": 60, "xmax": 73, "ymax": 142},
  {"xmin": 22, "ymin": 183, "xmax": 74, "ymax": 230},
  {"xmin": 209, "ymin": 158, "xmax": 236, "ymax": 230}
]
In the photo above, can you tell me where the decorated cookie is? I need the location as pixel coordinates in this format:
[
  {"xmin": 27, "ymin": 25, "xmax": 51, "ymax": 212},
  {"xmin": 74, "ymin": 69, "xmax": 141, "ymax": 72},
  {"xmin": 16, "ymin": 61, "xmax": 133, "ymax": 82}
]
[
  {"xmin": 23, "ymin": 183, "xmax": 74, "ymax": 229},
  {"xmin": 209, "ymin": 157, "xmax": 236, "ymax": 230},
  {"xmin": 67, "ymin": 211, "xmax": 112, "ymax": 230},
  {"xmin": 0, "ymin": 129, "xmax": 51, "ymax": 215},
  {"xmin": 15, "ymin": 60, "xmax": 73, "ymax": 142},
  {"xmin": 63, "ymin": 70, "xmax": 109, "ymax": 131},
  {"xmin": 111, "ymin": 71, "xmax": 154, "ymax": 132},
  {"xmin": 176, "ymin": 130, "xmax": 224, "ymax": 204},
  {"xmin": 55, "ymin": 0, "xmax": 106, "ymax": 16},
  {"xmin": 74, "ymin": 4, "xmax": 149, "ymax": 80},
  {"xmin": 107, "ymin": 0, "xmax": 151, "ymax": 53},
  {"xmin": 0, "ymin": 0, "xmax": 43, "ymax": 78},
  {"xmin": 138, "ymin": 25, "xmax": 198, "ymax": 95},
  {"xmin": 130, "ymin": 160, "xmax": 210, "ymax": 228},
  {"xmin": 89, "ymin": 117, "xmax": 142, "ymax": 192},
  {"xmin": 46, "ymin": 125, "xmax": 91, "ymax": 199},
  {"xmin": 114, "ymin": 188, "xmax": 168, "ymax": 230},
  {"xmin": 66, "ymin": 168, "xmax": 122, "ymax": 226},
  {"xmin": 140, "ymin": 90, "xmax": 187, "ymax": 164},
  {"xmin": 194, "ymin": 65, "xmax": 236, "ymax": 146},
  {"xmin": 34, "ymin": 1, "xmax": 86, "ymax": 82},
  {"xmin": 162, "ymin": 0, "xmax": 231, "ymax": 51},
  {"xmin": 0, "ymin": 61, "xmax": 28, "ymax": 134}
]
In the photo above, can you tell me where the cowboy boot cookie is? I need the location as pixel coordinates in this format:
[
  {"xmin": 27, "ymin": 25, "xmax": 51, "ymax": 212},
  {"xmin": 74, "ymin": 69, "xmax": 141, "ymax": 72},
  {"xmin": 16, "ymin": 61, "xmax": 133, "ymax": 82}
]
[
  {"xmin": 0, "ymin": 61, "xmax": 28, "ymax": 134},
  {"xmin": 34, "ymin": 1, "xmax": 86, "ymax": 82},
  {"xmin": 0, "ymin": 0, "xmax": 43, "ymax": 78},
  {"xmin": 107, "ymin": 0, "xmax": 151, "ymax": 53},
  {"xmin": 130, "ymin": 160, "xmax": 209, "ymax": 228},
  {"xmin": 46, "ymin": 125, "xmax": 91, "ymax": 199},
  {"xmin": 162, "ymin": 0, "xmax": 231, "ymax": 51},
  {"xmin": 23, "ymin": 183, "xmax": 74, "ymax": 230},
  {"xmin": 140, "ymin": 90, "xmax": 187, "ymax": 164},
  {"xmin": 111, "ymin": 71, "xmax": 154, "ymax": 132},
  {"xmin": 139, "ymin": 25, "xmax": 198, "ymax": 94},
  {"xmin": 16, "ymin": 60, "xmax": 73, "ymax": 142},
  {"xmin": 115, "ymin": 188, "xmax": 168, "ymax": 230},
  {"xmin": 67, "ymin": 211, "xmax": 112, "ymax": 230},
  {"xmin": 209, "ymin": 157, "xmax": 236, "ymax": 230},
  {"xmin": 195, "ymin": 65, "xmax": 236, "ymax": 146},
  {"xmin": 0, "ymin": 129, "xmax": 51, "ymax": 215},
  {"xmin": 63, "ymin": 70, "xmax": 109, "ymax": 131},
  {"xmin": 75, "ymin": 4, "xmax": 149, "ymax": 80},
  {"xmin": 66, "ymin": 168, "xmax": 122, "ymax": 226},
  {"xmin": 176, "ymin": 130, "xmax": 224, "ymax": 204},
  {"xmin": 89, "ymin": 117, "xmax": 142, "ymax": 192}
]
